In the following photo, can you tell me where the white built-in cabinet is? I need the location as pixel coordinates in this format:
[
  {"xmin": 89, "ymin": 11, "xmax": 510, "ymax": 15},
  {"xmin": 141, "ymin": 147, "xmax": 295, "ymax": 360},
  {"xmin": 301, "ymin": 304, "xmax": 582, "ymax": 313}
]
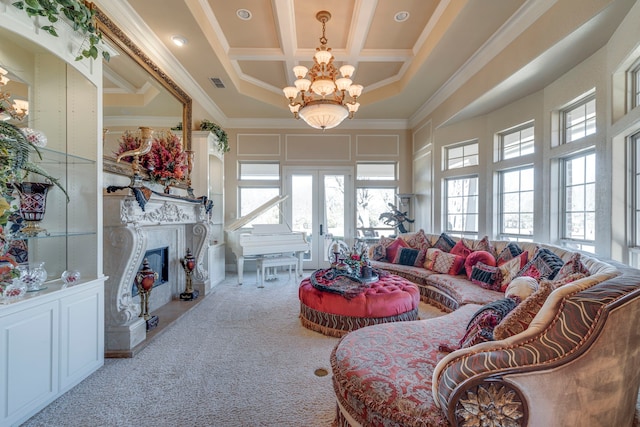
[
  {"xmin": 0, "ymin": 5, "xmax": 105, "ymax": 426},
  {"xmin": 191, "ymin": 130, "xmax": 225, "ymax": 287}
]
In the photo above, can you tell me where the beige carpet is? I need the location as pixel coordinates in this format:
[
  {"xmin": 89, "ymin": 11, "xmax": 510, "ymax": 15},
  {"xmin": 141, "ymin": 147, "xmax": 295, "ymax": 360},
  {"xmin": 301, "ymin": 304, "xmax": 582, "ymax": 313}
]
[{"xmin": 21, "ymin": 271, "xmax": 444, "ymax": 427}]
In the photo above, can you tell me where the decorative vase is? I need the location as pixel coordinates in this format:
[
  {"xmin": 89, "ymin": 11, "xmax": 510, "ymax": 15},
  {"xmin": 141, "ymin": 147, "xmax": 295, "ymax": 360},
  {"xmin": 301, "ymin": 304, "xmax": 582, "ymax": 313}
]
[
  {"xmin": 17, "ymin": 261, "xmax": 47, "ymax": 292},
  {"xmin": 135, "ymin": 258, "xmax": 158, "ymax": 327},
  {"xmin": 14, "ymin": 182, "xmax": 53, "ymax": 237}
]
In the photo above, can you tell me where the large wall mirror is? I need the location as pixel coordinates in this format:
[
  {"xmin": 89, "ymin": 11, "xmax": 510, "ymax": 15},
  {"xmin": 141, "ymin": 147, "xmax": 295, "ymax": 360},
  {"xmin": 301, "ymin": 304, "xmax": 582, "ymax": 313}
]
[{"xmin": 95, "ymin": 7, "xmax": 192, "ymax": 178}]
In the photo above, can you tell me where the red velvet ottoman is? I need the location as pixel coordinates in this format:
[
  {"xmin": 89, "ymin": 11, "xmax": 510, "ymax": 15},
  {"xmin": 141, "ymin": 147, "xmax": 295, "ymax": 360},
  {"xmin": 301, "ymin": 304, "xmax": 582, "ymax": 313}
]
[{"xmin": 298, "ymin": 273, "xmax": 420, "ymax": 337}]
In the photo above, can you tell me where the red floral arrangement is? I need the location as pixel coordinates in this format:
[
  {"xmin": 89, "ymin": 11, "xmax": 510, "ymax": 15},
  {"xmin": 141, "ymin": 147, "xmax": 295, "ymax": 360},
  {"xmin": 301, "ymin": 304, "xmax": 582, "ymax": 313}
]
[{"xmin": 115, "ymin": 130, "xmax": 188, "ymax": 185}]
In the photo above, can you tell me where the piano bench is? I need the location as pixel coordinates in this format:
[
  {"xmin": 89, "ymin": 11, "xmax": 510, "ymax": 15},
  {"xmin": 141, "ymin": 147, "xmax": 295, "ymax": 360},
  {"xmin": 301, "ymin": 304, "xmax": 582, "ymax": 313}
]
[{"xmin": 256, "ymin": 255, "xmax": 299, "ymax": 287}]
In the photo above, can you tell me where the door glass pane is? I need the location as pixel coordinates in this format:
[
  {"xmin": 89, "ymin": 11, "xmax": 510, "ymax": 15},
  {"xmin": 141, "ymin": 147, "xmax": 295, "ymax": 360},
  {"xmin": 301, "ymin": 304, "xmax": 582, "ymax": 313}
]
[
  {"xmin": 325, "ymin": 175, "xmax": 345, "ymax": 240},
  {"xmin": 291, "ymin": 174, "xmax": 313, "ymax": 261}
]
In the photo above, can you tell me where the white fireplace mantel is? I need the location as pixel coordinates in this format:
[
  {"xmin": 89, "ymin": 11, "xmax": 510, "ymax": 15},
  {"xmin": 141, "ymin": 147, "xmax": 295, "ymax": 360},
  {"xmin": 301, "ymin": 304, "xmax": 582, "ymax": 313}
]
[{"xmin": 103, "ymin": 190, "xmax": 211, "ymax": 355}]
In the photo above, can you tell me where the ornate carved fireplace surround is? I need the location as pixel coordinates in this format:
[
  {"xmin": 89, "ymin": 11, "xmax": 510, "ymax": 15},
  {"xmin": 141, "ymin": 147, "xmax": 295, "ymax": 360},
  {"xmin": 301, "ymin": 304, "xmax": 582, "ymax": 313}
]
[{"xmin": 103, "ymin": 190, "xmax": 211, "ymax": 357}]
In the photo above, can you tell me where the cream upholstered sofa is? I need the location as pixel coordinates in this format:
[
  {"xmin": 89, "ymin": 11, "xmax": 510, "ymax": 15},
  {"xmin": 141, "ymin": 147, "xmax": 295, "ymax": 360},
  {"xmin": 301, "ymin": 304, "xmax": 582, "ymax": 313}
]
[{"xmin": 330, "ymin": 231, "xmax": 640, "ymax": 427}]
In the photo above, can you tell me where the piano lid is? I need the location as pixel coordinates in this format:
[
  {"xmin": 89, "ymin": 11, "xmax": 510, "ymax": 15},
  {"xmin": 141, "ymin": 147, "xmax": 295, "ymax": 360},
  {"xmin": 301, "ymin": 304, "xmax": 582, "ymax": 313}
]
[{"xmin": 224, "ymin": 194, "xmax": 288, "ymax": 232}]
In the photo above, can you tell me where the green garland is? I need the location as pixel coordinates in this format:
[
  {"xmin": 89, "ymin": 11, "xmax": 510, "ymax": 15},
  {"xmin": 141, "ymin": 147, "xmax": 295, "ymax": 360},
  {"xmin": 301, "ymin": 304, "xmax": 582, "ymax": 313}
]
[
  {"xmin": 12, "ymin": 0, "xmax": 109, "ymax": 61},
  {"xmin": 200, "ymin": 119, "xmax": 229, "ymax": 154}
]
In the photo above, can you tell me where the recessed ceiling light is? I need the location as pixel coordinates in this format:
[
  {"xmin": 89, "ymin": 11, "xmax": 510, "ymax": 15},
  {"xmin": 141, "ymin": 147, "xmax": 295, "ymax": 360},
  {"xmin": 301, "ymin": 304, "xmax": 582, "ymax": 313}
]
[
  {"xmin": 394, "ymin": 11, "xmax": 410, "ymax": 22},
  {"xmin": 237, "ymin": 9, "xmax": 252, "ymax": 20},
  {"xmin": 171, "ymin": 35, "xmax": 188, "ymax": 47}
]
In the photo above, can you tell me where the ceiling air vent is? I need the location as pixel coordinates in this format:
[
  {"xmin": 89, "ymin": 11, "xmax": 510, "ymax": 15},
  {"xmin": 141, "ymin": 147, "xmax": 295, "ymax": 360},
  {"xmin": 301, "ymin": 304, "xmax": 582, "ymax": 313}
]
[{"xmin": 210, "ymin": 77, "xmax": 225, "ymax": 89}]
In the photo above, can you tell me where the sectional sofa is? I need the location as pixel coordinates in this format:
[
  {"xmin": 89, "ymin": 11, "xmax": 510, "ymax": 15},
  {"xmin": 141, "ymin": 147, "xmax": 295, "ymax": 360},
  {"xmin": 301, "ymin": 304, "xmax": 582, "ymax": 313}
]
[{"xmin": 330, "ymin": 230, "xmax": 640, "ymax": 426}]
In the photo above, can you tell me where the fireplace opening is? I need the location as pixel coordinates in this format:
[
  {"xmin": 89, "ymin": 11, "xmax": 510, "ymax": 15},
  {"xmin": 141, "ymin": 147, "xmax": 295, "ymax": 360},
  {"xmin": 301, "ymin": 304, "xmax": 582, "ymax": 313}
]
[{"xmin": 132, "ymin": 246, "xmax": 169, "ymax": 296}]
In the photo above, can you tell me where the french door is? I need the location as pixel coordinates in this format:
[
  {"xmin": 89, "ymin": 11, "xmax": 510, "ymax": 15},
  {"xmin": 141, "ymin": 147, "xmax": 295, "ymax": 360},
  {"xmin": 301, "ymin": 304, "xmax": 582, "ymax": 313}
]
[{"xmin": 284, "ymin": 167, "xmax": 354, "ymax": 270}]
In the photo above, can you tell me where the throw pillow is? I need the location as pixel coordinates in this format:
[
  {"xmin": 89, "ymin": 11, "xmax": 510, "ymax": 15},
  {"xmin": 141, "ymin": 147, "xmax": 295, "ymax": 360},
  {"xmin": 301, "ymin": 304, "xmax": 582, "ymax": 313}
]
[
  {"xmin": 555, "ymin": 252, "xmax": 590, "ymax": 281},
  {"xmin": 496, "ymin": 242, "xmax": 524, "ymax": 266},
  {"xmin": 424, "ymin": 248, "xmax": 440, "ymax": 271},
  {"xmin": 470, "ymin": 262, "xmax": 502, "ymax": 291},
  {"xmin": 400, "ymin": 229, "xmax": 431, "ymax": 251},
  {"xmin": 517, "ymin": 248, "xmax": 565, "ymax": 281},
  {"xmin": 504, "ymin": 276, "xmax": 538, "ymax": 302},
  {"xmin": 458, "ymin": 298, "xmax": 519, "ymax": 348},
  {"xmin": 464, "ymin": 250, "xmax": 497, "ymax": 278},
  {"xmin": 385, "ymin": 238, "xmax": 409, "ymax": 263},
  {"xmin": 433, "ymin": 232, "xmax": 457, "ymax": 253},
  {"xmin": 392, "ymin": 247, "xmax": 426, "ymax": 267},
  {"xmin": 430, "ymin": 250, "xmax": 465, "ymax": 275},
  {"xmin": 450, "ymin": 240, "xmax": 472, "ymax": 259},
  {"xmin": 493, "ymin": 280, "xmax": 554, "ymax": 340},
  {"xmin": 369, "ymin": 243, "xmax": 386, "ymax": 261},
  {"xmin": 473, "ymin": 236, "xmax": 495, "ymax": 255},
  {"xmin": 379, "ymin": 236, "xmax": 395, "ymax": 247},
  {"xmin": 497, "ymin": 251, "xmax": 529, "ymax": 292}
]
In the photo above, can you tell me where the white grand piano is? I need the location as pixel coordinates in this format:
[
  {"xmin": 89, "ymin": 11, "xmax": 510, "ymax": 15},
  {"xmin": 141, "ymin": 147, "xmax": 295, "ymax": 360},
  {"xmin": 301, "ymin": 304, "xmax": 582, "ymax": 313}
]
[{"xmin": 225, "ymin": 195, "xmax": 310, "ymax": 284}]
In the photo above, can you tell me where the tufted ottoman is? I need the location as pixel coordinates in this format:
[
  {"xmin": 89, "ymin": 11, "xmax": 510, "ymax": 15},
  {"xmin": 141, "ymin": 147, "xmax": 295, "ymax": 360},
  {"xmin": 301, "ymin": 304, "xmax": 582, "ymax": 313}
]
[{"xmin": 298, "ymin": 273, "xmax": 420, "ymax": 337}]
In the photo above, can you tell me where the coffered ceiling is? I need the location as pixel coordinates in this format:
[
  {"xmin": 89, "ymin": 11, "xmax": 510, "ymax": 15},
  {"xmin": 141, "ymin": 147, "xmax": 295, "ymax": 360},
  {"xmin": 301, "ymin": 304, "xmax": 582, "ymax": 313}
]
[{"xmin": 96, "ymin": 0, "xmax": 636, "ymax": 130}]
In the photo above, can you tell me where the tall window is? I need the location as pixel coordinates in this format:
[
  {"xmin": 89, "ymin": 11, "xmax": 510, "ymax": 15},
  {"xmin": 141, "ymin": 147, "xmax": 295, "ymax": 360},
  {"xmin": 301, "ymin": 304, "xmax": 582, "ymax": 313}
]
[
  {"xmin": 356, "ymin": 163, "xmax": 397, "ymax": 240},
  {"xmin": 445, "ymin": 176, "xmax": 478, "ymax": 238},
  {"xmin": 238, "ymin": 162, "xmax": 281, "ymax": 226},
  {"xmin": 498, "ymin": 167, "xmax": 534, "ymax": 241},
  {"xmin": 563, "ymin": 95, "xmax": 596, "ymax": 143},
  {"xmin": 444, "ymin": 141, "xmax": 479, "ymax": 170},
  {"xmin": 630, "ymin": 59, "xmax": 640, "ymax": 110},
  {"xmin": 630, "ymin": 132, "xmax": 640, "ymax": 266},
  {"xmin": 499, "ymin": 123, "xmax": 534, "ymax": 160},
  {"xmin": 562, "ymin": 152, "xmax": 595, "ymax": 252}
]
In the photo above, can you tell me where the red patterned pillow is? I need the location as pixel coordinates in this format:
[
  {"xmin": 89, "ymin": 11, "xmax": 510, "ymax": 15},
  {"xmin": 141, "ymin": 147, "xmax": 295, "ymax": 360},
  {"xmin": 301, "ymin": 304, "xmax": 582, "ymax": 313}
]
[
  {"xmin": 385, "ymin": 238, "xmax": 408, "ymax": 263},
  {"xmin": 555, "ymin": 252, "xmax": 590, "ymax": 281},
  {"xmin": 493, "ymin": 280, "xmax": 554, "ymax": 340},
  {"xmin": 464, "ymin": 250, "xmax": 497, "ymax": 278},
  {"xmin": 450, "ymin": 240, "xmax": 472, "ymax": 259},
  {"xmin": 497, "ymin": 252, "xmax": 529, "ymax": 292},
  {"xmin": 392, "ymin": 247, "xmax": 426, "ymax": 267},
  {"xmin": 431, "ymin": 250, "xmax": 465, "ymax": 275},
  {"xmin": 379, "ymin": 236, "xmax": 395, "ymax": 247},
  {"xmin": 496, "ymin": 242, "xmax": 524, "ymax": 266},
  {"xmin": 470, "ymin": 262, "xmax": 502, "ymax": 291},
  {"xmin": 517, "ymin": 248, "xmax": 565, "ymax": 281},
  {"xmin": 459, "ymin": 298, "xmax": 518, "ymax": 348},
  {"xmin": 424, "ymin": 248, "xmax": 440, "ymax": 270},
  {"xmin": 473, "ymin": 236, "xmax": 495, "ymax": 255}
]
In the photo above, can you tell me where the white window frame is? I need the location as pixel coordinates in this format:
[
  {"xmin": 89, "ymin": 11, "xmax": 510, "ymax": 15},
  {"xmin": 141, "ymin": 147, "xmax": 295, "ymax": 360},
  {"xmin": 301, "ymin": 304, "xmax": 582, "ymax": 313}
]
[
  {"xmin": 444, "ymin": 175, "xmax": 479, "ymax": 239},
  {"xmin": 629, "ymin": 132, "xmax": 640, "ymax": 267},
  {"xmin": 497, "ymin": 166, "xmax": 534, "ymax": 241},
  {"xmin": 560, "ymin": 150, "xmax": 596, "ymax": 252},
  {"xmin": 444, "ymin": 140, "xmax": 479, "ymax": 170},
  {"xmin": 356, "ymin": 162, "xmax": 398, "ymax": 239},
  {"xmin": 562, "ymin": 94, "xmax": 596, "ymax": 144},
  {"xmin": 237, "ymin": 161, "xmax": 281, "ymax": 224},
  {"xmin": 629, "ymin": 58, "xmax": 640, "ymax": 111},
  {"xmin": 498, "ymin": 122, "xmax": 534, "ymax": 161}
]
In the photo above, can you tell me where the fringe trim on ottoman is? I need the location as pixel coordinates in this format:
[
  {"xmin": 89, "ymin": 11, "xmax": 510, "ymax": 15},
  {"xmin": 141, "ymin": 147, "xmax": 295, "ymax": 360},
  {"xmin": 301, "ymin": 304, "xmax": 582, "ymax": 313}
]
[{"xmin": 299, "ymin": 303, "xmax": 419, "ymax": 337}]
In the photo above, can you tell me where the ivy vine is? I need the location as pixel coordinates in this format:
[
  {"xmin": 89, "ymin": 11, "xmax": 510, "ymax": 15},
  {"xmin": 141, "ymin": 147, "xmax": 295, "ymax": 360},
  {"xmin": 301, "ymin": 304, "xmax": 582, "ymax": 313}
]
[
  {"xmin": 12, "ymin": 0, "xmax": 109, "ymax": 61},
  {"xmin": 200, "ymin": 119, "xmax": 229, "ymax": 154}
]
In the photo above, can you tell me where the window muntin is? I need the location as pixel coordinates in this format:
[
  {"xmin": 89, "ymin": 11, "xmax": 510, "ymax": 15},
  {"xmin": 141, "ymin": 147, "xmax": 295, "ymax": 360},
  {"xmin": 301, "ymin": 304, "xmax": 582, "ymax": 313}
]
[
  {"xmin": 356, "ymin": 187, "xmax": 397, "ymax": 240},
  {"xmin": 356, "ymin": 163, "xmax": 396, "ymax": 180},
  {"xmin": 563, "ymin": 96, "xmax": 596, "ymax": 143},
  {"xmin": 239, "ymin": 162, "xmax": 280, "ymax": 180},
  {"xmin": 498, "ymin": 167, "xmax": 534, "ymax": 239},
  {"xmin": 445, "ymin": 176, "xmax": 478, "ymax": 238},
  {"xmin": 500, "ymin": 124, "xmax": 534, "ymax": 160},
  {"xmin": 445, "ymin": 141, "xmax": 478, "ymax": 170},
  {"xmin": 562, "ymin": 151, "xmax": 595, "ymax": 247}
]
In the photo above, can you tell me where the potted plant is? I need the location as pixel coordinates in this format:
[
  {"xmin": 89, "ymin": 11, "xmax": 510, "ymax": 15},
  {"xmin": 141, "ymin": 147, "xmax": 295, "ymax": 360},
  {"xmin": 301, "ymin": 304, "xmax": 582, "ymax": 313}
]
[
  {"xmin": 11, "ymin": 0, "xmax": 109, "ymax": 61},
  {"xmin": 199, "ymin": 119, "xmax": 229, "ymax": 154},
  {"xmin": 0, "ymin": 122, "xmax": 68, "ymax": 236}
]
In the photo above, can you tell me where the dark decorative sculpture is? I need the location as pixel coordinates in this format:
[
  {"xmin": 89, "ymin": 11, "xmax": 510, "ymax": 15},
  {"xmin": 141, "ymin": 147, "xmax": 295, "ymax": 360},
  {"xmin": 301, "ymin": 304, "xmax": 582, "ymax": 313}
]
[
  {"xmin": 135, "ymin": 258, "xmax": 159, "ymax": 330},
  {"xmin": 180, "ymin": 248, "xmax": 199, "ymax": 301},
  {"xmin": 379, "ymin": 203, "xmax": 414, "ymax": 234}
]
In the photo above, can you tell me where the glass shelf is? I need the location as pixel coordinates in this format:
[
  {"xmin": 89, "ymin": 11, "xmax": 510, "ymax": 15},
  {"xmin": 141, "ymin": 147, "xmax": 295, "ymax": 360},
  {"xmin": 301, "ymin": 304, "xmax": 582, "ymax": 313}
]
[
  {"xmin": 34, "ymin": 146, "xmax": 96, "ymax": 165},
  {"xmin": 9, "ymin": 231, "xmax": 97, "ymax": 241}
]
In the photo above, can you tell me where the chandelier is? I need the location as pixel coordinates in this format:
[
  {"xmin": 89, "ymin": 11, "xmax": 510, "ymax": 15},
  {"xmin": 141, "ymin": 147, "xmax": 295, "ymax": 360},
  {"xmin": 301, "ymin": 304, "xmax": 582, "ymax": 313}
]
[{"xmin": 283, "ymin": 11, "xmax": 363, "ymax": 130}]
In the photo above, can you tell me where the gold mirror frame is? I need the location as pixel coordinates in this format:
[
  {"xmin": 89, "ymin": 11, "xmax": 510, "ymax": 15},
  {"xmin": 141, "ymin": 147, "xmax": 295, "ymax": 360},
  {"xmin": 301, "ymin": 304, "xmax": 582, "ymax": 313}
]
[{"xmin": 95, "ymin": 6, "xmax": 192, "ymax": 178}]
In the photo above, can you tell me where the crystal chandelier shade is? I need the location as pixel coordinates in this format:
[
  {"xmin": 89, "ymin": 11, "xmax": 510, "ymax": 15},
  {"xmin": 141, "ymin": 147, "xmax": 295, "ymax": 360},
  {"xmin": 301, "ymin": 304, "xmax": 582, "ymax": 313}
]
[{"xmin": 282, "ymin": 11, "xmax": 363, "ymax": 130}]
